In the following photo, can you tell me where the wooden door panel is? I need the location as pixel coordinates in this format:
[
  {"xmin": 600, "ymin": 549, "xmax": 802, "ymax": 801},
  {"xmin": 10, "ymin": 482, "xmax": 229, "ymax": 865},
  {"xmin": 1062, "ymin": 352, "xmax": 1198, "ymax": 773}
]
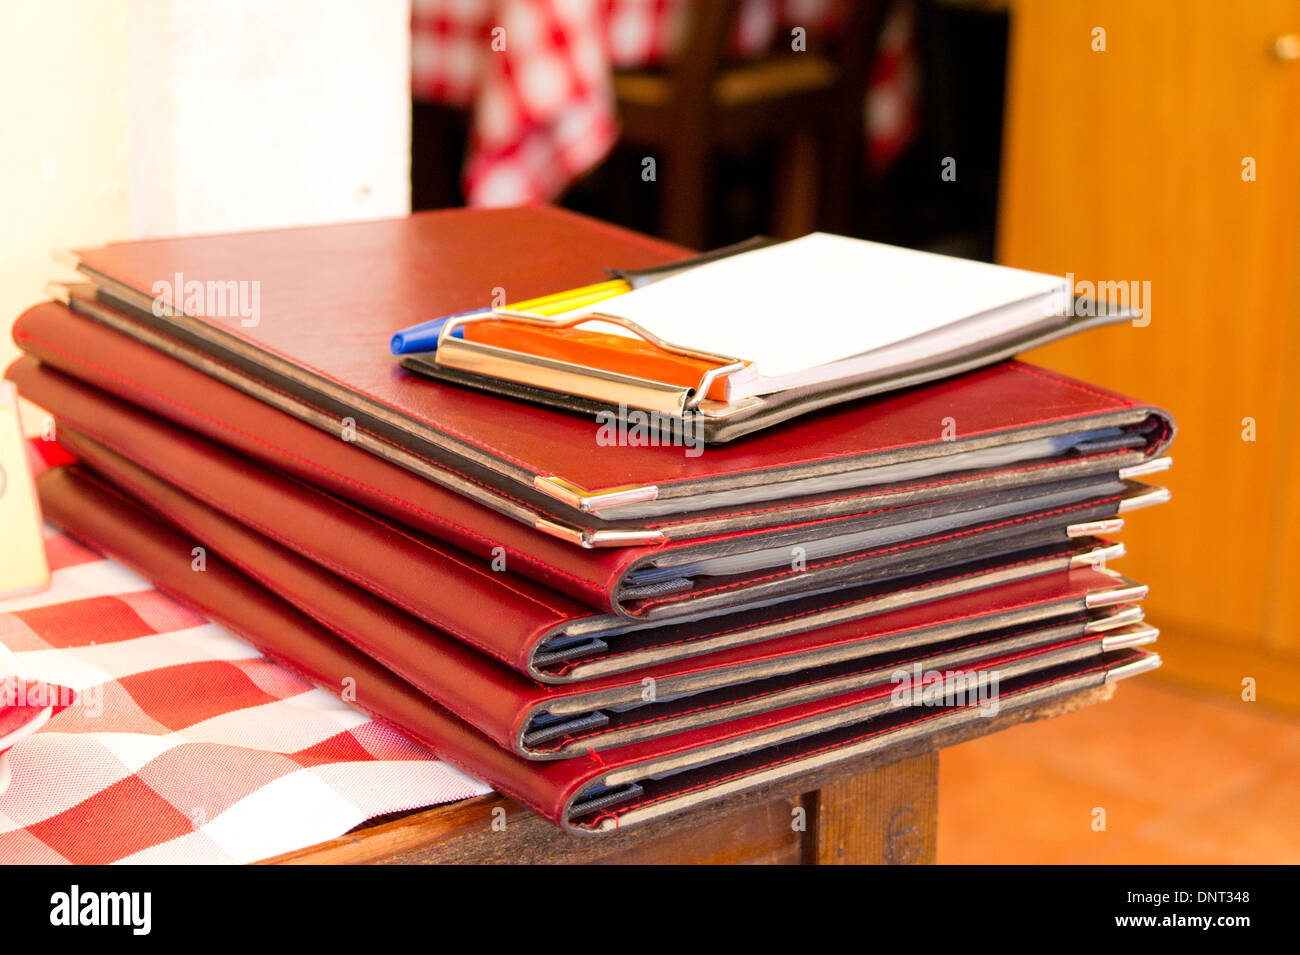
[{"xmin": 999, "ymin": 0, "xmax": 1300, "ymax": 657}]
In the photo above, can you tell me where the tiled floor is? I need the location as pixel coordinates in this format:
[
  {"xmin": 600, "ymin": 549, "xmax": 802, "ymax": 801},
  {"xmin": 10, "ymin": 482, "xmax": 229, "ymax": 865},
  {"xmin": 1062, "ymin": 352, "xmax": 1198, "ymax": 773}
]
[{"xmin": 936, "ymin": 677, "xmax": 1300, "ymax": 864}]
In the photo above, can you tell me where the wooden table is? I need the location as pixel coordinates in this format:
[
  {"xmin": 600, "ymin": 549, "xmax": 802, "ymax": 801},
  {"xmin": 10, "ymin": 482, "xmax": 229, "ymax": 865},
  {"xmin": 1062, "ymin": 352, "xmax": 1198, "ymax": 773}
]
[{"xmin": 264, "ymin": 684, "xmax": 1112, "ymax": 865}]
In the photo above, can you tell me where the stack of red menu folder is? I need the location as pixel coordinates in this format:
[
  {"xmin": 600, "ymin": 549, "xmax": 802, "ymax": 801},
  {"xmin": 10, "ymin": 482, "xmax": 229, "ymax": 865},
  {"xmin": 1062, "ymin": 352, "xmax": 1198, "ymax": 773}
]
[{"xmin": 5, "ymin": 207, "xmax": 1174, "ymax": 833}]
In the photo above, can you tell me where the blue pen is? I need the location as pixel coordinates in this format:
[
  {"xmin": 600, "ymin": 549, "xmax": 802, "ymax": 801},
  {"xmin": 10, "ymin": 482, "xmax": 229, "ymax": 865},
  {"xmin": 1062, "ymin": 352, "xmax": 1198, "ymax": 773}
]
[{"xmin": 389, "ymin": 308, "xmax": 490, "ymax": 355}]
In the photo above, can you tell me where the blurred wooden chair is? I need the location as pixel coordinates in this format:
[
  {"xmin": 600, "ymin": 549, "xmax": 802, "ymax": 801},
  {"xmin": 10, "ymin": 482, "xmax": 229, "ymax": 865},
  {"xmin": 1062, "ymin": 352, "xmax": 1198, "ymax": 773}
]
[{"xmin": 613, "ymin": 0, "xmax": 891, "ymax": 248}]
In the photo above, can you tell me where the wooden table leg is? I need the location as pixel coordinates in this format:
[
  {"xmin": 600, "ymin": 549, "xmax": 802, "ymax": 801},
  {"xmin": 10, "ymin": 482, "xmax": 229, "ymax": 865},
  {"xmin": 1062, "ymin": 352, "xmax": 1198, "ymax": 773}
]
[
  {"xmin": 773, "ymin": 124, "xmax": 820, "ymax": 239},
  {"xmin": 806, "ymin": 751, "xmax": 939, "ymax": 864}
]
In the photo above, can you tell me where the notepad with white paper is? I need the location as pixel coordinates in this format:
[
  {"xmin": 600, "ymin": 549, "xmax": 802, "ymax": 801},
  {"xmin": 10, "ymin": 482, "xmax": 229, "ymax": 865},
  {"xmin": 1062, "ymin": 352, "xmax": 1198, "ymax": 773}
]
[
  {"xmin": 402, "ymin": 231, "xmax": 1122, "ymax": 443},
  {"xmin": 552, "ymin": 233, "xmax": 1070, "ymax": 400}
]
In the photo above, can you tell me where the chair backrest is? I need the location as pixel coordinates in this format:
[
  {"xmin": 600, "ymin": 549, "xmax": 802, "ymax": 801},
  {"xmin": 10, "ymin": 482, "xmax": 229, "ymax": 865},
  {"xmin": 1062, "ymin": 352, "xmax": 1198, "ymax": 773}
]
[{"xmin": 662, "ymin": 1, "xmax": 891, "ymax": 116}]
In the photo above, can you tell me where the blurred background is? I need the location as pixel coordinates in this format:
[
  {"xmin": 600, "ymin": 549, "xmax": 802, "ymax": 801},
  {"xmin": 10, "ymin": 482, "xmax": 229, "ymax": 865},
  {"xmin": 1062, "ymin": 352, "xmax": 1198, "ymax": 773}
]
[{"xmin": 2, "ymin": 0, "xmax": 1298, "ymax": 862}]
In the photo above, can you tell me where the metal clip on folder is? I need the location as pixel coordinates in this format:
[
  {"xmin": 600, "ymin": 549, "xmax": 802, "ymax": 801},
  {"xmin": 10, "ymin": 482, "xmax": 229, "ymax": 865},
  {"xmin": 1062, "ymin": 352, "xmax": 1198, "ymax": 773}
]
[{"xmin": 432, "ymin": 308, "xmax": 746, "ymax": 418}]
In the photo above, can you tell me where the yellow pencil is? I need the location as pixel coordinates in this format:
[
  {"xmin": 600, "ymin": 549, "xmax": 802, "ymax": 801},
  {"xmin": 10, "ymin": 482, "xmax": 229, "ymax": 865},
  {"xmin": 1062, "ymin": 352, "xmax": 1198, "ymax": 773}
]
[{"xmin": 509, "ymin": 279, "xmax": 630, "ymax": 316}]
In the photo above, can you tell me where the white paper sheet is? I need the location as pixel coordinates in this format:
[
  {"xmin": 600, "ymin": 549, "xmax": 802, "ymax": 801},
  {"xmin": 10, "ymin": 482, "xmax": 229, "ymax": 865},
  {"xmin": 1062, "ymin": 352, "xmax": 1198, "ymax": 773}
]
[{"xmin": 566, "ymin": 233, "xmax": 1067, "ymax": 392}]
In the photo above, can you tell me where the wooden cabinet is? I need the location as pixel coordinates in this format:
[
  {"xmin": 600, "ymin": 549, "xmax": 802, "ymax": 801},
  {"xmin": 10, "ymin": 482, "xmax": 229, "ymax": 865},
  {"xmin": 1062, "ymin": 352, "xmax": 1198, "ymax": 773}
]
[{"xmin": 999, "ymin": 0, "xmax": 1300, "ymax": 701}]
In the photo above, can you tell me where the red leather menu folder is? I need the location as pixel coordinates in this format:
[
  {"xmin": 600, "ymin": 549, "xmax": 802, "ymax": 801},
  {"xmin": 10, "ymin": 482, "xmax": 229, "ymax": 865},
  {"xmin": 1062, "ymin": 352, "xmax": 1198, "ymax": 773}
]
[
  {"xmin": 10, "ymin": 354, "xmax": 1146, "ymax": 683},
  {"xmin": 7, "ymin": 317, "xmax": 1168, "ymax": 623},
  {"xmin": 36, "ymin": 451, "xmax": 1150, "ymax": 758},
  {"xmin": 36, "ymin": 463, "xmax": 1160, "ymax": 832},
  {"xmin": 55, "ymin": 207, "xmax": 1174, "ymax": 547}
]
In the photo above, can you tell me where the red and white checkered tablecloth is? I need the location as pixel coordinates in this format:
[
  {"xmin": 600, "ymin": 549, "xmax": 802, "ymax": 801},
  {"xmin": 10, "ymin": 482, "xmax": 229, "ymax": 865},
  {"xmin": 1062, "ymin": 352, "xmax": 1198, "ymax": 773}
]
[
  {"xmin": 0, "ymin": 524, "xmax": 490, "ymax": 865},
  {"xmin": 412, "ymin": 0, "xmax": 917, "ymax": 206}
]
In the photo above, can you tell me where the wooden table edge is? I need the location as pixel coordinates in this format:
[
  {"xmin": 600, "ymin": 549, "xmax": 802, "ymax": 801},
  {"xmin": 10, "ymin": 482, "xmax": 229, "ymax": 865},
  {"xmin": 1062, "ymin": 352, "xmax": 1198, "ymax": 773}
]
[{"xmin": 262, "ymin": 683, "xmax": 1114, "ymax": 865}]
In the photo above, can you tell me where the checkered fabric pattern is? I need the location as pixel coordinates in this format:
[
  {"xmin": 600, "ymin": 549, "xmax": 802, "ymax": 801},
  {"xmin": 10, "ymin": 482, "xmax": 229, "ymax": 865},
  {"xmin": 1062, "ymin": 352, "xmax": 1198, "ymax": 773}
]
[
  {"xmin": 411, "ymin": 0, "xmax": 917, "ymax": 205},
  {"xmin": 0, "ymin": 525, "xmax": 491, "ymax": 865}
]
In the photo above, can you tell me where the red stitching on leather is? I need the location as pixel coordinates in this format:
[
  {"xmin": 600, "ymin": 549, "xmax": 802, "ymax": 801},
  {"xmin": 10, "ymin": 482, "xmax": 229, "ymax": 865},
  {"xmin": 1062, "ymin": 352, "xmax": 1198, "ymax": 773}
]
[
  {"xmin": 581, "ymin": 659, "xmax": 1113, "ymax": 824},
  {"xmin": 88, "ymin": 206, "xmax": 685, "ymax": 478},
  {"xmin": 90, "ymin": 306, "xmax": 570, "ymax": 519},
  {"xmin": 273, "ymin": 469, "xmax": 580, "ymax": 620},
  {"xmin": 540, "ymin": 625, "xmax": 1092, "ymax": 752},
  {"xmin": 1007, "ymin": 362, "xmax": 1130, "ymax": 402},
  {"xmin": 41, "ymin": 295, "xmax": 1157, "ymax": 526},
  {"xmin": 15, "ymin": 328, "xmax": 608, "ymax": 594},
  {"xmin": 641, "ymin": 448, "xmax": 1134, "ymax": 530},
  {"xmin": 56, "ymin": 296, "xmax": 1151, "ymax": 512},
  {"xmin": 73, "ymin": 467, "xmax": 510, "ymax": 719},
  {"xmin": 24, "ymin": 312, "xmax": 599, "ymax": 616},
  {"xmin": 38, "ymin": 480, "xmax": 564, "ymax": 822},
  {"xmin": 628, "ymin": 497, "xmax": 1120, "ymax": 611},
  {"xmin": 646, "ymin": 361, "xmax": 1139, "ymax": 488},
  {"xmin": 549, "ymin": 547, "xmax": 1092, "ymax": 674},
  {"xmin": 17, "ymin": 323, "xmax": 548, "ymax": 519},
  {"xmin": 138, "ymin": 313, "xmax": 544, "ymax": 476}
]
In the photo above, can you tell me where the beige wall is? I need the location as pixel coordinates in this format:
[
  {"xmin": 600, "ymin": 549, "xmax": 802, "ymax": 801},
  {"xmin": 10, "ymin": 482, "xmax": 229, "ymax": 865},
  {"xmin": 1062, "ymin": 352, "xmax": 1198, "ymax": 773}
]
[
  {"xmin": 1, "ymin": 1, "xmax": 132, "ymax": 378},
  {"xmin": 1, "ymin": 0, "xmax": 411, "ymax": 399}
]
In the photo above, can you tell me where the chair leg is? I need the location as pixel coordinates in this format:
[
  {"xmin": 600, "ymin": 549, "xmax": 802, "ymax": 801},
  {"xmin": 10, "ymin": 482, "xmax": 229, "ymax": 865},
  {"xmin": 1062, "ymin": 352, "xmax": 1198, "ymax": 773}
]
[
  {"xmin": 774, "ymin": 125, "xmax": 820, "ymax": 239},
  {"xmin": 818, "ymin": 115, "xmax": 862, "ymax": 235},
  {"xmin": 819, "ymin": 0, "xmax": 893, "ymax": 234},
  {"xmin": 658, "ymin": 140, "xmax": 712, "ymax": 250}
]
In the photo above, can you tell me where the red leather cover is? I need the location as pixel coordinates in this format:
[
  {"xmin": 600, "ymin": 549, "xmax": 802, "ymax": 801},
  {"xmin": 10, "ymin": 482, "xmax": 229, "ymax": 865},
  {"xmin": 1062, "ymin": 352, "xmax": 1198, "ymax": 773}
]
[
  {"xmin": 17, "ymin": 366, "xmax": 1128, "ymax": 701},
  {"xmin": 10, "ymin": 309, "xmax": 624, "ymax": 609},
  {"xmin": 9, "ymin": 350, "xmax": 1129, "ymax": 683},
  {"xmin": 55, "ymin": 286, "xmax": 1172, "ymax": 547},
  {"xmin": 7, "ymin": 336, "xmax": 1144, "ymax": 621},
  {"xmin": 36, "ymin": 447, "xmax": 1133, "ymax": 758},
  {"xmin": 36, "ymin": 464, "xmax": 1142, "ymax": 831},
  {"xmin": 66, "ymin": 208, "xmax": 1174, "ymax": 500},
  {"xmin": 16, "ymin": 363, "xmax": 601, "ymax": 670}
]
